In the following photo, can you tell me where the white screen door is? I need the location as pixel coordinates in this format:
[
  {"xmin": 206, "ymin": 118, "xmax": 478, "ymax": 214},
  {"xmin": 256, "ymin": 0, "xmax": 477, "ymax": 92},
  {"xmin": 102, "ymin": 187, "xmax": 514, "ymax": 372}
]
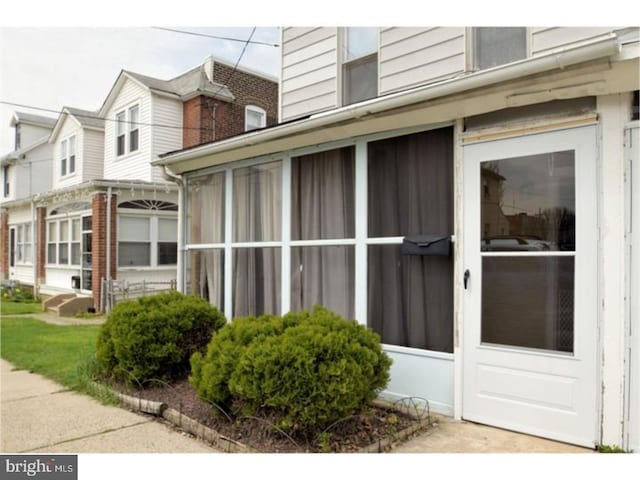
[{"xmin": 462, "ymin": 125, "xmax": 598, "ymax": 447}]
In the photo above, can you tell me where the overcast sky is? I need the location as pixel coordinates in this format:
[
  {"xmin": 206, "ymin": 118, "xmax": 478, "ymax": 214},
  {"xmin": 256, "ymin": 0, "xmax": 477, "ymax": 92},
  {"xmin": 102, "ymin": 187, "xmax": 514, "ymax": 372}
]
[
  {"xmin": 0, "ymin": 1, "xmax": 632, "ymax": 155},
  {"xmin": 0, "ymin": 26, "xmax": 280, "ymax": 152}
]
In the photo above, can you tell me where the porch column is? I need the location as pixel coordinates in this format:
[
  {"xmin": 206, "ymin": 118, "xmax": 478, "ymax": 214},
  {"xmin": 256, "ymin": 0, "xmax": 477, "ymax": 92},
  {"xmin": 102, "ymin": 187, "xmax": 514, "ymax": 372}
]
[
  {"xmin": 0, "ymin": 209, "xmax": 8, "ymax": 280},
  {"xmin": 36, "ymin": 206, "xmax": 46, "ymax": 286},
  {"xmin": 597, "ymin": 93, "xmax": 632, "ymax": 446},
  {"xmin": 91, "ymin": 192, "xmax": 117, "ymax": 311}
]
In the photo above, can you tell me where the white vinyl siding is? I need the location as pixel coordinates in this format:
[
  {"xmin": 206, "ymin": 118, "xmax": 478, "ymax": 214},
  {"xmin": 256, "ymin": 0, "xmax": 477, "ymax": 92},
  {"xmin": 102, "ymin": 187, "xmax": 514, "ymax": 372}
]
[
  {"xmin": 281, "ymin": 27, "xmax": 338, "ymax": 122},
  {"xmin": 82, "ymin": 129, "xmax": 105, "ymax": 180},
  {"xmin": 530, "ymin": 27, "xmax": 617, "ymax": 55},
  {"xmin": 18, "ymin": 123, "xmax": 53, "ymax": 148},
  {"xmin": 52, "ymin": 118, "xmax": 84, "ymax": 189},
  {"xmin": 151, "ymin": 94, "xmax": 183, "ymax": 183},
  {"xmin": 380, "ymin": 27, "xmax": 465, "ymax": 95},
  {"xmin": 104, "ymin": 78, "xmax": 152, "ymax": 181},
  {"xmin": 7, "ymin": 141, "xmax": 53, "ymax": 201}
]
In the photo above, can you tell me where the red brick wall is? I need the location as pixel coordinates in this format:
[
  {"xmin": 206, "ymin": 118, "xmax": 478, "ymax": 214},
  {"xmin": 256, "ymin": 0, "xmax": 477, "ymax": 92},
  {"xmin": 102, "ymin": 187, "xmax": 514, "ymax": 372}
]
[
  {"xmin": 0, "ymin": 210, "xmax": 8, "ymax": 280},
  {"xmin": 212, "ymin": 62, "xmax": 278, "ymax": 137},
  {"xmin": 36, "ymin": 207, "xmax": 46, "ymax": 284},
  {"xmin": 91, "ymin": 193, "xmax": 117, "ymax": 311},
  {"xmin": 182, "ymin": 63, "xmax": 278, "ymax": 149}
]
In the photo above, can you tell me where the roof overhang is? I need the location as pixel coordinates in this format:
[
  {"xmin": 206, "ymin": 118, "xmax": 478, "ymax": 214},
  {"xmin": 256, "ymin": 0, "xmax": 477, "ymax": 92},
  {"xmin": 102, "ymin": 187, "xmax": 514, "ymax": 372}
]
[{"xmin": 155, "ymin": 33, "xmax": 627, "ymax": 175}]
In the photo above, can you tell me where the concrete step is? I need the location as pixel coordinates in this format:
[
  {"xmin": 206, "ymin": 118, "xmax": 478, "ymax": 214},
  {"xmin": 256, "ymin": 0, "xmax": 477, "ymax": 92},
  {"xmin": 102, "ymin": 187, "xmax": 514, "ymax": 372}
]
[{"xmin": 42, "ymin": 293, "xmax": 76, "ymax": 311}]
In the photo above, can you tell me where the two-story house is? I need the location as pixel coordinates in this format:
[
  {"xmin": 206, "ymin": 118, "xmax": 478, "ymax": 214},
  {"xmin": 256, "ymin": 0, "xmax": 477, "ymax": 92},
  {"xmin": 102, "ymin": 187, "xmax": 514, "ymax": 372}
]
[
  {"xmin": 0, "ymin": 55, "xmax": 278, "ymax": 313},
  {"xmin": 0, "ymin": 112, "xmax": 56, "ymax": 285},
  {"xmin": 155, "ymin": 27, "xmax": 640, "ymax": 451}
]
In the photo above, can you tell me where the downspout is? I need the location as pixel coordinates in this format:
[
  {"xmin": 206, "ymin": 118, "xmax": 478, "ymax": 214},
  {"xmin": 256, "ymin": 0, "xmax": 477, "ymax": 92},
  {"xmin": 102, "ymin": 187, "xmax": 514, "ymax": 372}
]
[
  {"xmin": 31, "ymin": 197, "xmax": 37, "ymax": 297},
  {"xmin": 162, "ymin": 165, "xmax": 184, "ymax": 292},
  {"xmin": 106, "ymin": 186, "xmax": 112, "ymax": 286}
]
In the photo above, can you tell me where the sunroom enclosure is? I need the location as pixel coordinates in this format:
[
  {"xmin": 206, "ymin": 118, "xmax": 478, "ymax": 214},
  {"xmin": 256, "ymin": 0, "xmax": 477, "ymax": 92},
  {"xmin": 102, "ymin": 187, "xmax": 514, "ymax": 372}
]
[{"xmin": 183, "ymin": 125, "xmax": 455, "ymax": 412}]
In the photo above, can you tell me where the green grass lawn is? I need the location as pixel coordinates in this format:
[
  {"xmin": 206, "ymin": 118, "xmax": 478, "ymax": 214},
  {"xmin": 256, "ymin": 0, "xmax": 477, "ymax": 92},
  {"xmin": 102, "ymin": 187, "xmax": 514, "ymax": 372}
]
[
  {"xmin": 1, "ymin": 300, "xmax": 43, "ymax": 315},
  {"xmin": 0, "ymin": 316, "xmax": 101, "ymax": 392}
]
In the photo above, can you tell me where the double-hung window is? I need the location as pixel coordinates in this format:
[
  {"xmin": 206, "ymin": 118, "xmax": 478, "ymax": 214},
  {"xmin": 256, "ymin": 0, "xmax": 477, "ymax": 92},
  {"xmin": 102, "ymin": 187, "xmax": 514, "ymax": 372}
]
[
  {"xmin": 60, "ymin": 136, "xmax": 76, "ymax": 177},
  {"xmin": 116, "ymin": 105, "xmax": 139, "ymax": 157},
  {"xmin": 16, "ymin": 223, "xmax": 32, "ymax": 264},
  {"xmin": 2, "ymin": 165, "xmax": 9, "ymax": 197},
  {"xmin": 473, "ymin": 27, "xmax": 527, "ymax": 71},
  {"xmin": 116, "ymin": 111, "xmax": 126, "ymax": 156},
  {"xmin": 342, "ymin": 27, "xmax": 378, "ymax": 105},
  {"xmin": 118, "ymin": 215, "xmax": 177, "ymax": 268},
  {"xmin": 129, "ymin": 105, "xmax": 139, "ymax": 152},
  {"xmin": 60, "ymin": 140, "xmax": 67, "ymax": 176},
  {"xmin": 47, "ymin": 218, "xmax": 81, "ymax": 266}
]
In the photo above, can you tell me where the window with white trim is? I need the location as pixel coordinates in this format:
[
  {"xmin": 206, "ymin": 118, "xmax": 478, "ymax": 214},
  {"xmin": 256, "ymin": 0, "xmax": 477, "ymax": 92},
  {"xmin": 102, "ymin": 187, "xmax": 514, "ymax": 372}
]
[
  {"xmin": 60, "ymin": 136, "xmax": 76, "ymax": 177},
  {"xmin": 116, "ymin": 104, "xmax": 139, "ymax": 156},
  {"xmin": 118, "ymin": 215, "xmax": 177, "ymax": 268},
  {"xmin": 342, "ymin": 27, "xmax": 378, "ymax": 106},
  {"xmin": 245, "ymin": 105, "xmax": 266, "ymax": 132},
  {"xmin": 2, "ymin": 165, "xmax": 9, "ymax": 197},
  {"xmin": 15, "ymin": 223, "xmax": 32, "ymax": 264},
  {"xmin": 47, "ymin": 218, "xmax": 81, "ymax": 266},
  {"xmin": 116, "ymin": 111, "xmax": 126, "ymax": 156},
  {"xmin": 473, "ymin": 27, "xmax": 527, "ymax": 71}
]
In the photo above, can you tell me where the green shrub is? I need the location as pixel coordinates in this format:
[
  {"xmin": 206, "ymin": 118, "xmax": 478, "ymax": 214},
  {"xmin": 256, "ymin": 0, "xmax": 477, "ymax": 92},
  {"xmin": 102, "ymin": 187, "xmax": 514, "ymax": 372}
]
[
  {"xmin": 96, "ymin": 291, "xmax": 226, "ymax": 384},
  {"xmin": 190, "ymin": 306, "xmax": 391, "ymax": 433}
]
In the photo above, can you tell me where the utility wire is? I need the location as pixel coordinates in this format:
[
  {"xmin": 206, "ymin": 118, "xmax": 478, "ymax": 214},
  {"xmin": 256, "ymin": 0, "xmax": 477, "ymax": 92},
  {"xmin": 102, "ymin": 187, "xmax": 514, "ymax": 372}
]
[
  {"xmin": 2, "ymin": 28, "xmax": 264, "ymax": 135},
  {"xmin": 210, "ymin": 27, "xmax": 257, "ymax": 100},
  {"xmin": 151, "ymin": 26, "xmax": 279, "ymax": 47},
  {"xmin": 0, "ymin": 101, "xmax": 215, "ymax": 132}
]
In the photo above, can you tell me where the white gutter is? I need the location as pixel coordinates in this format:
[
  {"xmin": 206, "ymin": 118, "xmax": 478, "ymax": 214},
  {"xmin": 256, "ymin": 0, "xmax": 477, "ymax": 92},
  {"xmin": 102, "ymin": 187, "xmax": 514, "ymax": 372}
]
[{"xmin": 155, "ymin": 33, "xmax": 621, "ymax": 168}]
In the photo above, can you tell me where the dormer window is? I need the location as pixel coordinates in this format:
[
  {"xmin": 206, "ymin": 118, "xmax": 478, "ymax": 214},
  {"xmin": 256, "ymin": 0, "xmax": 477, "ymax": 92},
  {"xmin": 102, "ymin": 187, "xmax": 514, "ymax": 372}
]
[
  {"xmin": 129, "ymin": 105, "xmax": 139, "ymax": 152},
  {"xmin": 342, "ymin": 27, "xmax": 378, "ymax": 106},
  {"xmin": 245, "ymin": 105, "xmax": 266, "ymax": 131},
  {"xmin": 116, "ymin": 111, "xmax": 126, "ymax": 156},
  {"xmin": 60, "ymin": 136, "xmax": 76, "ymax": 177},
  {"xmin": 116, "ymin": 105, "xmax": 140, "ymax": 156}
]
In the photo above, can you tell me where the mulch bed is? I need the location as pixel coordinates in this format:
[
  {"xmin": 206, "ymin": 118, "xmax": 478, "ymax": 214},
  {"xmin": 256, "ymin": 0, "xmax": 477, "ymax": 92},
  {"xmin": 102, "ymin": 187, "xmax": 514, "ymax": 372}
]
[{"xmin": 111, "ymin": 380, "xmax": 429, "ymax": 453}]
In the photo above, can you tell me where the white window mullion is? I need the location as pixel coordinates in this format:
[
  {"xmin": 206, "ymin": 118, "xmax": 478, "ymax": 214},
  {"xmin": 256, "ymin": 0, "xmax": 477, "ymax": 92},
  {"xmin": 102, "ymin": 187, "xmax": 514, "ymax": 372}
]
[
  {"xmin": 354, "ymin": 139, "xmax": 368, "ymax": 326},
  {"xmin": 224, "ymin": 167, "xmax": 233, "ymax": 321},
  {"xmin": 150, "ymin": 217, "xmax": 158, "ymax": 267},
  {"xmin": 281, "ymin": 155, "xmax": 291, "ymax": 314}
]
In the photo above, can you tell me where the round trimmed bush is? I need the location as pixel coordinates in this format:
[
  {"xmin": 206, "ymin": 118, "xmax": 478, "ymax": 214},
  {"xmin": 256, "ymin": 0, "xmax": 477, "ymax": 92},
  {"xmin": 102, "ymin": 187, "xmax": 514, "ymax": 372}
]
[
  {"xmin": 190, "ymin": 306, "xmax": 391, "ymax": 432},
  {"xmin": 96, "ymin": 291, "xmax": 226, "ymax": 384}
]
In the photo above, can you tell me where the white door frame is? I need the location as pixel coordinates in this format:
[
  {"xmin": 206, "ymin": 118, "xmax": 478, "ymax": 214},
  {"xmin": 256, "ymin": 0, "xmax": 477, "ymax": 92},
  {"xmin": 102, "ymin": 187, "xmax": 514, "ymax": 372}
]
[{"xmin": 461, "ymin": 125, "xmax": 599, "ymax": 447}]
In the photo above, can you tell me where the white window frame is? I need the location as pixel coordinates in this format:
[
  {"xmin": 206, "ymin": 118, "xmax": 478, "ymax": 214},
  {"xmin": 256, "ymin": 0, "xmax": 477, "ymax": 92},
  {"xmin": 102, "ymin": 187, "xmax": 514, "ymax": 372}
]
[
  {"xmin": 46, "ymin": 216, "xmax": 82, "ymax": 267},
  {"xmin": 60, "ymin": 135, "xmax": 76, "ymax": 177},
  {"xmin": 467, "ymin": 27, "xmax": 530, "ymax": 72},
  {"xmin": 115, "ymin": 104, "xmax": 139, "ymax": 158},
  {"xmin": 15, "ymin": 223, "xmax": 32, "ymax": 265},
  {"xmin": 340, "ymin": 27, "xmax": 379, "ymax": 107},
  {"xmin": 245, "ymin": 105, "xmax": 267, "ymax": 132},
  {"xmin": 183, "ymin": 123, "xmax": 452, "ymax": 337},
  {"xmin": 117, "ymin": 212, "xmax": 177, "ymax": 269},
  {"xmin": 2, "ymin": 165, "xmax": 9, "ymax": 197}
]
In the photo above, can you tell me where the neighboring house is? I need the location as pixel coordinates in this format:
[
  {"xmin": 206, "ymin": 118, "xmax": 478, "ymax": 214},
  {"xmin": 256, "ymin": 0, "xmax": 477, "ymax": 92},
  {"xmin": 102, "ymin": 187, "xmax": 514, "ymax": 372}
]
[
  {"xmin": 0, "ymin": 112, "xmax": 56, "ymax": 286},
  {"xmin": 155, "ymin": 27, "xmax": 640, "ymax": 451},
  {"xmin": 0, "ymin": 55, "xmax": 279, "ymax": 313}
]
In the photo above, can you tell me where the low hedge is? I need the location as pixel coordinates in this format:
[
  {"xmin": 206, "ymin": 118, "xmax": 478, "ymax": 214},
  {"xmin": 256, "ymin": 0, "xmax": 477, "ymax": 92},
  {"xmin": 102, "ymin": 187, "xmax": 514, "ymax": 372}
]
[
  {"xmin": 96, "ymin": 291, "xmax": 226, "ymax": 384},
  {"xmin": 190, "ymin": 306, "xmax": 391, "ymax": 433}
]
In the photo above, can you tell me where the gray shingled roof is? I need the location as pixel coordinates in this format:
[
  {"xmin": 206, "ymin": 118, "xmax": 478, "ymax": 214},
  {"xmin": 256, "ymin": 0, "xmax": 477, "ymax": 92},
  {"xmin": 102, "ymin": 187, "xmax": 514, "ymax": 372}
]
[
  {"xmin": 124, "ymin": 66, "xmax": 235, "ymax": 101},
  {"xmin": 64, "ymin": 107, "xmax": 105, "ymax": 129},
  {"xmin": 11, "ymin": 111, "xmax": 57, "ymax": 128}
]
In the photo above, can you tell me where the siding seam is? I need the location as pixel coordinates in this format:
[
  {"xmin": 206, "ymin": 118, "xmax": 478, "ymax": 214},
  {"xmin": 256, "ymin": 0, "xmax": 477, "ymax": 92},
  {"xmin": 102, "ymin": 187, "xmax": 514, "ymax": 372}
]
[{"xmin": 379, "ymin": 52, "xmax": 465, "ymax": 80}]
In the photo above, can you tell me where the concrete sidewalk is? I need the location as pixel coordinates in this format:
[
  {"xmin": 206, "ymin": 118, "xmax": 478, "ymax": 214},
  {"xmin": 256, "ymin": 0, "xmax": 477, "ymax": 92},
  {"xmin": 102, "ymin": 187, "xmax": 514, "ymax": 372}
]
[
  {"xmin": 0, "ymin": 311, "xmax": 591, "ymax": 455},
  {"xmin": 0, "ymin": 359, "xmax": 216, "ymax": 453}
]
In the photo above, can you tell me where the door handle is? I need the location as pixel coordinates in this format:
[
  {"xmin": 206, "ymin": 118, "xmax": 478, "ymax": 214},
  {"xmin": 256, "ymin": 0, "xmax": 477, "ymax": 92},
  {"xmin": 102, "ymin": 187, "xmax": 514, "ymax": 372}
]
[{"xmin": 464, "ymin": 269, "xmax": 470, "ymax": 290}]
